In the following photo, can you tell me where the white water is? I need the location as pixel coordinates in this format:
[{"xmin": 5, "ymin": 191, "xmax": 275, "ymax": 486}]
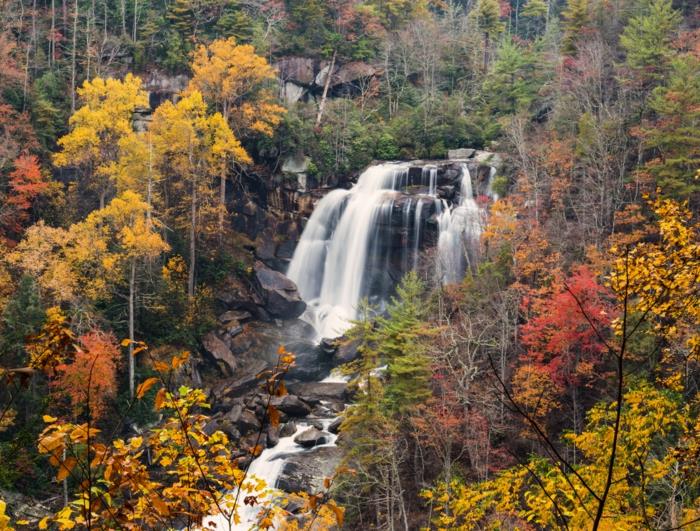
[
  {"xmin": 287, "ymin": 162, "xmax": 490, "ymax": 338},
  {"xmin": 288, "ymin": 163, "xmax": 413, "ymax": 338},
  {"xmin": 436, "ymin": 165, "xmax": 483, "ymax": 284},
  {"xmin": 202, "ymin": 422, "xmax": 338, "ymax": 531}
]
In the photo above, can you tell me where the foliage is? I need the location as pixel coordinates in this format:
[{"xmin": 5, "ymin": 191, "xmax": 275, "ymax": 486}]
[
  {"xmin": 423, "ymin": 383, "xmax": 699, "ymax": 530},
  {"xmin": 51, "ymin": 329, "xmax": 121, "ymax": 419},
  {"xmin": 53, "ymin": 75, "xmax": 149, "ymax": 208}
]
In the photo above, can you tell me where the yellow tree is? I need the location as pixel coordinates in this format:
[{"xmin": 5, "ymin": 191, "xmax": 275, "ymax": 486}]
[
  {"xmin": 151, "ymin": 90, "xmax": 248, "ymax": 300},
  {"xmin": 53, "ymin": 75, "xmax": 149, "ymax": 209},
  {"xmin": 188, "ymin": 37, "xmax": 283, "ymax": 236},
  {"xmin": 80, "ymin": 191, "xmax": 169, "ymax": 397}
]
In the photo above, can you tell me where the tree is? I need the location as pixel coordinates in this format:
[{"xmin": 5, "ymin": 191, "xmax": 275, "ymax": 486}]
[
  {"xmin": 0, "ymin": 155, "xmax": 48, "ymax": 244},
  {"xmin": 637, "ymin": 54, "xmax": 700, "ymax": 203},
  {"xmin": 561, "ymin": 0, "xmax": 591, "ymax": 56},
  {"xmin": 80, "ymin": 191, "xmax": 169, "ymax": 397},
  {"xmin": 53, "ymin": 75, "xmax": 149, "ymax": 209},
  {"xmin": 473, "ymin": 0, "xmax": 505, "ymax": 70},
  {"xmin": 483, "ymin": 38, "xmax": 543, "ymax": 115},
  {"xmin": 51, "ymin": 329, "xmax": 121, "ymax": 419},
  {"xmin": 187, "ymin": 37, "xmax": 277, "ymax": 236},
  {"xmin": 151, "ymin": 91, "xmax": 244, "ymax": 300},
  {"xmin": 620, "ymin": 0, "xmax": 681, "ymax": 83}
]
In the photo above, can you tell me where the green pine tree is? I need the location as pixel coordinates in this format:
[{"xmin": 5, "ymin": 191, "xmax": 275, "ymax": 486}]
[
  {"xmin": 561, "ymin": 0, "xmax": 590, "ymax": 55},
  {"xmin": 620, "ymin": 0, "xmax": 681, "ymax": 82},
  {"xmin": 643, "ymin": 54, "xmax": 700, "ymax": 203},
  {"xmin": 483, "ymin": 38, "xmax": 543, "ymax": 115}
]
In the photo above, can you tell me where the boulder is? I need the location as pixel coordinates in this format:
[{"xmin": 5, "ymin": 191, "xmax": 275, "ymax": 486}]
[
  {"xmin": 271, "ymin": 394, "xmax": 312, "ymax": 417},
  {"xmin": 287, "ymin": 382, "xmax": 350, "ymax": 403},
  {"xmin": 294, "ymin": 427, "xmax": 328, "ymax": 448},
  {"xmin": 236, "ymin": 408, "xmax": 261, "ymax": 434},
  {"xmin": 267, "ymin": 425, "xmax": 280, "ymax": 447},
  {"xmin": 280, "ymin": 421, "xmax": 297, "ymax": 437},
  {"xmin": 334, "ymin": 338, "xmax": 361, "ymax": 364},
  {"xmin": 277, "ymin": 446, "xmax": 344, "ymax": 493},
  {"xmin": 202, "ymin": 332, "xmax": 236, "ymax": 375},
  {"xmin": 253, "ymin": 261, "xmax": 306, "ymax": 319},
  {"xmin": 328, "ymin": 417, "xmax": 343, "ymax": 434}
]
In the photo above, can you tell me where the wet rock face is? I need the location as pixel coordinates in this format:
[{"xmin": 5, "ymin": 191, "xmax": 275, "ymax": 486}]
[
  {"xmin": 294, "ymin": 427, "xmax": 329, "ymax": 448},
  {"xmin": 277, "ymin": 446, "xmax": 344, "ymax": 493}
]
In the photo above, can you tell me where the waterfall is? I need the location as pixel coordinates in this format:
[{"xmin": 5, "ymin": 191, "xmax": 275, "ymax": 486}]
[
  {"xmin": 436, "ymin": 165, "xmax": 483, "ymax": 284},
  {"xmin": 288, "ymin": 161, "xmax": 488, "ymax": 339},
  {"xmin": 288, "ymin": 163, "xmax": 412, "ymax": 338}
]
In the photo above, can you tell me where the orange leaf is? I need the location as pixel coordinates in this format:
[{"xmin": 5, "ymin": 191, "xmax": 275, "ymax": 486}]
[
  {"xmin": 57, "ymin": 457, "xmax": 77, "ymax": 481},
  {"xmin": 136, "ymin": 377, "xmax": 159, "ymax": 399},
  {"xmin": 154, "ymin": 388, "xmax": 167, "ymax": 410}
]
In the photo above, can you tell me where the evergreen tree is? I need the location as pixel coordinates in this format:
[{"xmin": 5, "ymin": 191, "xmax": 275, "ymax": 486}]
[
  {"xmin": 0, "ymin": 276, "xmax": 44, "ymax": 366},
  {"xmin": 483, "ymin": 38, "xmax": 543, "ymax": 115},
  {"xmin": 642, "ymin": 54, "xmax": 700, "ymax": 203},
  {"xmin": 474, "ymin": 0, "xmax": 505, "ymax": 70},
  {"xmin": 620, "ymin": 0, "xmax": 681, "ymax": 82},
  {"xmin": 562, "ymin": 0, "xmax": 590, "ymax": 55}
]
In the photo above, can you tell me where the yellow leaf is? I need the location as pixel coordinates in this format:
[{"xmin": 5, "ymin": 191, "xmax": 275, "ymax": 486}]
[
  {"xmin": 38, "ymin": 517, "xmax": 50, "ymax": 530},
  {"xmin": 42, "ymin": 415, "xmax": 57, "ymax": 423}
]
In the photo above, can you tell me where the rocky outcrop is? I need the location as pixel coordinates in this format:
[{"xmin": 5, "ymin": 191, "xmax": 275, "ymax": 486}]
[
  {"xmin": 202, "ymin": 331, "xmax": 237, "ymax": 375},
  {"xmin": 271, "ymin": 395, "xmax": 312, "ymax": 417},
  {"xmin": 253, "ymin": 261, "xmax": 306, "ymax": 319},
  {"xmin": 275, "ymin": 56, "xmax": 381, "ymax": 106}
]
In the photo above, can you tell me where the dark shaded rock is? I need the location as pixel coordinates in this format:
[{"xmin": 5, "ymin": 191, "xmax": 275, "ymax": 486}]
[
  {"xmin": 280, "ymin": 421, "xmax": 297, "ymax": 437},
  {"xmin": 215, "ymin": 358, "xmax": 269, "ymax": 398},
  {"xmin": 254, "ymin": 261, "xmax": 306, "ymax": 319},
  {"xmin": 294, "ymin": 427, "xmax": 328, "ymax": 448},
  {"xmin": 328, "ymin": 417, "xmax": 343, "ymax": 434},
  {"xmin": 285, "ymin": 340, "xmax": 331, "ymax": 381},
  {"xmin": 276, "ymin": 240, "xmax": 297, "ymax": 260},
  {"xmin": 202, "ymin": 332, "xmax": 236, "ymax": 375},
  {"xmin": 277, "ymin": 446, "xmax": 343, "ymax": 493},
  {"xmin": 267, "ymin": 426, "xmax": 280, "ymax": 447},
  {"xmin": 334, "ymin": 338, "xmax": 360, "ymax": 364},
  {"xmin": 236, "ymin": 409, "xmax": 261, "ymax": 434},
  {"xmin": 271, "ymin": 395, "xmax": 312, "ymax": 417}
]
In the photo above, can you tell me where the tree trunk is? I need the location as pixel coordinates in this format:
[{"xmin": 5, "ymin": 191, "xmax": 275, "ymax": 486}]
[
  {"xmin": 188, "ymin": 175, "xmax": 197, "ymax": 300},
  {"xmin": 70, "ymin": 0, "xmax": 78, "ymax": 113},
  {"xmin": 128, "ymin": 259, "xmax": 136, "ymax": 398},
  {"xmin": 315, "ymin": 49, "xmax": 337, "ymax": 129}
]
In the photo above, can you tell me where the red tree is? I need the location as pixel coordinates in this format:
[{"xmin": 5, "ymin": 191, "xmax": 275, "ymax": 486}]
[
  {"xmin": 52, "ymin": 330, "xmax": 122, "ymax": 419},
  {"xmin": 519, "ymin": 266, "xmax": 615, "ymax": 391}
]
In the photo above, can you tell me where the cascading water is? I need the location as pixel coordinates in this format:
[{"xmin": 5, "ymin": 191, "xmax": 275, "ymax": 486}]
[
  {"xmin": 288, "ymin": 161, "xmax": 487, "ymax": 339},
  {"xmin": 436, "ymin": 165, "xmax": 483, "ymax": 284}
]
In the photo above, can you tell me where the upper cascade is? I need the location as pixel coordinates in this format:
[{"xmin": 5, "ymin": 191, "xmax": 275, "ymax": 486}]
[{"xmin": 287, "ymin": 161, "xmax": 496, "ymax": 339}]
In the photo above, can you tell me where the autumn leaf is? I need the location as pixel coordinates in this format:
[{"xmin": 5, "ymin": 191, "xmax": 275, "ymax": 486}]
[
  {"xmin": 57, "ymin": 457, "xmax": 77, "ymax": 481},
  {"xmin": 136, "ymin": 377, "xmax": 159, "ymax": 399}
]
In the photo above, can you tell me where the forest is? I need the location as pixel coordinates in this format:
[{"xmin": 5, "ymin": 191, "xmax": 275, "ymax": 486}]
[{"xmin": 0, "ymin": 0, "xmax": 699, "ymax": 529}]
